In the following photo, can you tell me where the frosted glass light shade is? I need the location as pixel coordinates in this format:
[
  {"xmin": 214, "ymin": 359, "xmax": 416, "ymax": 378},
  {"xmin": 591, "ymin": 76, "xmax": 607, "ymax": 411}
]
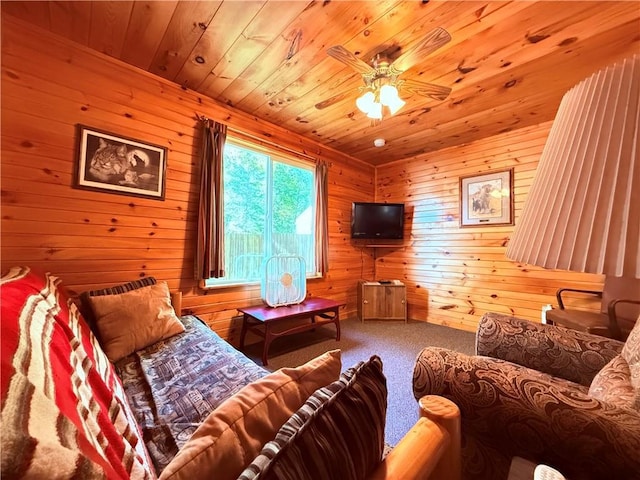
[
  {"xmin": 506, "ymin": 55, "xmax": 639, "ymax": 278},
  {"xmin": 380, "ymin": 84, "xmax": 406, "ymax": 114},
  {"xmin": 386, "ymin": 95, "xmax": 406, "ymax": 115},
  {"xmin": 356, "ymin": 84, "xmax": 405, "ymax": 118},
  {"xmin": 379, "ymin": 84, "xmax": 399, "ymax": 105},
  {"xmin": 356, "ymin": 91, "xmax": 375, "ymax": 113},
  {"xmin": 366, "ymin": 101, "xmax": 383, "ymax": 119}
]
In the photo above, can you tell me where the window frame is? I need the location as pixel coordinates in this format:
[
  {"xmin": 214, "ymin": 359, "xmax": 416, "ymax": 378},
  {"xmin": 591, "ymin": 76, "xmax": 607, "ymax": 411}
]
[{"xmin": 202, "ymin": 136, "xmax": 321, "ymax": 290}]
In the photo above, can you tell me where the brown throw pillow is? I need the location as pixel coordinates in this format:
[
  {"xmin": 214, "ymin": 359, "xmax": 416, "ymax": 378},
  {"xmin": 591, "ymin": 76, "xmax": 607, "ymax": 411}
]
[
  {"xmin": 159, "ymin": 349, "xmax": 342, "ymax": 480},
  {"xmin": 87, "ymin": 281, "xmax": 185, "ymax": 362},
  {"xmin": 621, "ymin": 315, "xmax": 640, "ymax": 409},
  {"xmin": 588, "ymin": 355, "xmax": 636, "ymax": 409},
  {"xmin": 78, "ymin": 276, "xmax": 157, "ymax": 334}
]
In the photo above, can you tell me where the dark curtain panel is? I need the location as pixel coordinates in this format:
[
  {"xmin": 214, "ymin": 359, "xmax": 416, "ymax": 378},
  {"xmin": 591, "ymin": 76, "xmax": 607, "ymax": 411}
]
[
  {"xmin": 315, "ymin": 160, "xmax": 329, "ymax": 275},
  {"xmin": 195, "ymin": 118, "xmax": 227, "ymax": 280}
]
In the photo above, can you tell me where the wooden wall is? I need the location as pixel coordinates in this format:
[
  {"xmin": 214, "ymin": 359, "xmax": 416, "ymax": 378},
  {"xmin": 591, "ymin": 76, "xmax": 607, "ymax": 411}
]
[
  {"xmin": 375, "ymin": 123, "xmax": 604, "ymax": 332},
  {"xmin": 1, "ymin": 15, "xmax": 375, "ymax": 344}
]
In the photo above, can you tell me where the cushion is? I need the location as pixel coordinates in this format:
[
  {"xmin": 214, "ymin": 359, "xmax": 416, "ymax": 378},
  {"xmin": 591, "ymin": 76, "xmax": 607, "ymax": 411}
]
[
  {"xmin": 86, "ymin": 280, "xmax": 185, "ymax": 362},
  {"xmin": 621, "ymin": 315, "xmax": 640, "ymax": 409},
  {"xmin": 79, "ymin": 276, "xmax": 157, "ymax": 334},
  {"xmin": 588, "ymin": 355, "xmax": 636, "ymax": 408},
  {"xmin": 239, "ymin": 355, "xmax": 387, "ymax": 480},
  {"xmin": 159, "ymin": 349, "xmax": 342, "ymax": 480},
  {"xmin": 588, "ymin": 316, "xmax": 640, "ymax": 410}
]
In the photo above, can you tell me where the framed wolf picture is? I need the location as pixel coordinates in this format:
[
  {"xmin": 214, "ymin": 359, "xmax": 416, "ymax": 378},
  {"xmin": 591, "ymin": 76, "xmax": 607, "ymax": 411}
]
[
  {"xmin": 75, "ymin": 125, "xmax": 167, "ymax": 200},
  {"xmin": 459, "ymin": 169, "xmax": 513, "ymax": 227}
]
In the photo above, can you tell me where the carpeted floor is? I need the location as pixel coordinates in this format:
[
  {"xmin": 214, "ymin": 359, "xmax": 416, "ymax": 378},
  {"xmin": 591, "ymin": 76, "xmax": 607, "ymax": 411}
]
[{"xmin": 243, "ymin": 318, "xmax": 475, "ymax": 446}]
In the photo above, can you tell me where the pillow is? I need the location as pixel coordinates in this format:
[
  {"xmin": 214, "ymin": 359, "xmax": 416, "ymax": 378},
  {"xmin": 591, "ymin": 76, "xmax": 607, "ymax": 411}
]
[
  {"xmin": 86, "ymin": 280, "xmax": 184, "ymax": 362},
  {"xmin": 239, "ymin": 355, "xmax": 387, "ymax": 480},
  {"xmin": 621, "ymin": 315, "xmax": 640, "ymax": 409},
  {"xmin": 159, "ymin": 349, "xmax": 342, "ymax": 480},
  {"xmin": 78, "ymin": 276, "xmax": 157, "ymax": 335},
  {"xmin": 588, "ymin": 355, "xmax": 636, "ymax": 409}
]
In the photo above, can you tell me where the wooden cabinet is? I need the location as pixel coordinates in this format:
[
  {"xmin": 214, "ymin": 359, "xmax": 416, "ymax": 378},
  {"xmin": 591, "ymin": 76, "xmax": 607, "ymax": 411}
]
[{"xmin": 357, "ymin": 280, "xmax": 407, "ymax": 322}]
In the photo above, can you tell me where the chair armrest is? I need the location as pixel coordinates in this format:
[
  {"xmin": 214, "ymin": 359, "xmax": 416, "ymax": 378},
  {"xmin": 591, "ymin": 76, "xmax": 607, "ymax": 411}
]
[
  {"xmin": 556, "ymin": 287, "xmax": 602, "ymax": 309},
  {"xmin": 476, "ymin": 312, "xmax": 623, "ymax": 386},
  {"xmin": 370, "ymin": 396, "xmax": 460, "ymax": 480},
  {"xmin": 413, "ymin": 348, "xmax": 640, "ymax": 480}
]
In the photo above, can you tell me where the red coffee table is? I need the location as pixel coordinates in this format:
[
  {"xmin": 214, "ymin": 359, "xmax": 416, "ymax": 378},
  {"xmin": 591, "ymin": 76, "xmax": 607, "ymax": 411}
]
[{"xmin": 238, "ymin": 297, "xmax": 344, "ymax": 365}]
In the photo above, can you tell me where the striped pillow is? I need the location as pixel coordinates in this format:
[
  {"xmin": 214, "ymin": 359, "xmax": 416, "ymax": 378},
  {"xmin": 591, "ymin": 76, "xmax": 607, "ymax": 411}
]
[
  {"xmin": 239, "ymin": 355, "xmax": 387, "ymax": 480},
  {"xmin": 86, "ymin": 276, "xmax": 158, "ymax": 296}
]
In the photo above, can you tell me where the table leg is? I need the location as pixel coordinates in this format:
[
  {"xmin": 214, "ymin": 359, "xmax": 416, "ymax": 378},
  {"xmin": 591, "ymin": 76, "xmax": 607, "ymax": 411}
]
[
  {"xmin": 318, "ymin": 308, "xmax": 341, "ymax": 341},
  {"xmin": 239, "ymin": 313, "xmax": 248, "ymax": 350},
  {"xmin": 262, "ymin": 322, "xmax": 273, "ymax": 366}
]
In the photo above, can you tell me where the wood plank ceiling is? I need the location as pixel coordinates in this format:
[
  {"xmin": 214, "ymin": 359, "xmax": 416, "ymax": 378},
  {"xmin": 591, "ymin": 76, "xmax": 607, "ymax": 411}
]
[{"xmin": 3, "ymin": 1, "xmax": 638, "ymax": 165}]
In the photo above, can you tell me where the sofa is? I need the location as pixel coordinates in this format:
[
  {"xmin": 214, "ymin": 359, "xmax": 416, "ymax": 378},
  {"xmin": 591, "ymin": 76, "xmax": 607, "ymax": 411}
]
[
  {"xmin": 1, "ymin": 267, "xmax": 461, "ymax": 480},
  {"xmin": 413, "ymin": 312, "xmax": 640, "ymax": 480}
]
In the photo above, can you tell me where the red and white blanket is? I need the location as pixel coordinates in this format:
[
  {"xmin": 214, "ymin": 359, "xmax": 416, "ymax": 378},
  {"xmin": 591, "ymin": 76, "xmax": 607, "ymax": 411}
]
[{"xmin": 1, "ymin": 267, "xmax": 154, "ymax": 479}]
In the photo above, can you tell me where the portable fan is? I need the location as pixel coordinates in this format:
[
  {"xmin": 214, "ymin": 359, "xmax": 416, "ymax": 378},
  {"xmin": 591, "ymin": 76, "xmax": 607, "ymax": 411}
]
[{"xmin": 261, "ymin": 255, "xmax": 306, "ymax": 307}]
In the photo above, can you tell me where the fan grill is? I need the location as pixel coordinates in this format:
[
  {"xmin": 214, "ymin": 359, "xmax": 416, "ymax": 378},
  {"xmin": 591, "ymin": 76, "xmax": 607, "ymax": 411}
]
[{"xmin": 261, "ymin": 255, "xmax": 306, "ymax": 307}]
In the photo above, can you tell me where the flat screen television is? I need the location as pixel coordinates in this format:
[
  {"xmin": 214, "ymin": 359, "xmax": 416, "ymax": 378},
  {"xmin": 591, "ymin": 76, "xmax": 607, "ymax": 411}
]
[{"xmin": 351, "ymin": 202, "xmax": 405, "ymax": 240}]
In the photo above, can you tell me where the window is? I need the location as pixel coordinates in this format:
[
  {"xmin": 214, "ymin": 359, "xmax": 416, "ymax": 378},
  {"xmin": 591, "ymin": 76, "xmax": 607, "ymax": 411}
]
[{"xmin": 205, "ymin": 140, "xmax": 317, "ymax": 287}]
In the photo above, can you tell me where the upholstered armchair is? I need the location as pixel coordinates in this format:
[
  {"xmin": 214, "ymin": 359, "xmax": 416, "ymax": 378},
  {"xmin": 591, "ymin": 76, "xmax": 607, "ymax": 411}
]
[{"xmin": 413, "ymin": 312, "xmax": 640, "ymax": 480}]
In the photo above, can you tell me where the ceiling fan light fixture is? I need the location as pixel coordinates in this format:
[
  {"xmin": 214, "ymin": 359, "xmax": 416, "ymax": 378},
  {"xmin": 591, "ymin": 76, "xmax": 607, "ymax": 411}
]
[
  {"xmin": 386, "ymin": 95, "xmax": 406, "ymax": 115},
  {"xmin": 366, "ymin": 101, "xmax": 383, "ymax": 120},
  {"xmin": 379, "ymin": 84, "xmax": 399, "ymax": 106},
  {"xmin": 356, "ymin": 91, "xmax": 375, "ymax": 113},
  {"xmin": 321, "ymin": 27, "xmax": 452, "ymax": 120}
]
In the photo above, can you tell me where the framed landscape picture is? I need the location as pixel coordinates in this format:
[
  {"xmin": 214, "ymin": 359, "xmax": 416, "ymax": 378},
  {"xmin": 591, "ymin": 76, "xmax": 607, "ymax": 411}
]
[
  {"xmin": 459, "ymin": 169, "xmax": 513, "ymax": 227},
  {"xmin": 75, "ymin": 125, "xmax": 167, "ymax": 200}
]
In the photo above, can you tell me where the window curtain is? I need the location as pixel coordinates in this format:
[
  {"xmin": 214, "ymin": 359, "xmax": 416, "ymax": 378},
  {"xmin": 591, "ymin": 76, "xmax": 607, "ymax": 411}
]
[
  {"xmin": 195, "ymin": 118, "xmax": 227, "ymax": 280},
  {"xmin": 315, "ymin": 160, "xmax": 329, "ymax": 275}
]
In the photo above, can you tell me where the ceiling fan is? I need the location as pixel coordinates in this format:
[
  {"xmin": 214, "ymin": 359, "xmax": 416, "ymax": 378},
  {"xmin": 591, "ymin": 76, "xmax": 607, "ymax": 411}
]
[{"xmin": 315, "ymin": 27, "xmax": 452, "ymax": 119}]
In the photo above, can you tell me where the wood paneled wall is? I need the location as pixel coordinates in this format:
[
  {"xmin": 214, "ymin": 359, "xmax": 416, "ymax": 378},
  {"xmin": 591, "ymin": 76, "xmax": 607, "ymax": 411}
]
[
  {"xmin": 1, "ymin": 15, "xmax": 375, "ymax": 343},
  {"xmin": 2, "ymin": 14, "xmax": 605, "ymax": 340},
  {"xmin": 375, "ymin": 124, "xmax": 604, "ymax": 332}
]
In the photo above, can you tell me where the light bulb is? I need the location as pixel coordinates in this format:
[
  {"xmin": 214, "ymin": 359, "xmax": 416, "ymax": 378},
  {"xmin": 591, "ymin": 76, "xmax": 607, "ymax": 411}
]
[{"xmin": 356, "ymin": 91, "xmax": 375, "ymax": 113}]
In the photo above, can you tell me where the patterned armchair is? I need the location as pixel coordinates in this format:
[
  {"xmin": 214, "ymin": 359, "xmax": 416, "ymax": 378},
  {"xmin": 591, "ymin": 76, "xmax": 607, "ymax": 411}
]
[{"xmin": 413, "ymin": 312, "xmax": 640, "ymax": 480}]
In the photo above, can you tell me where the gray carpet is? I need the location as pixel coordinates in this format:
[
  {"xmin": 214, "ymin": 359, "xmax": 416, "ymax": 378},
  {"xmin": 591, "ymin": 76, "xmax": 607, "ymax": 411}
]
[{"xmin": 243, "ymin": 318, "xmax": 475, "ymax": 446}]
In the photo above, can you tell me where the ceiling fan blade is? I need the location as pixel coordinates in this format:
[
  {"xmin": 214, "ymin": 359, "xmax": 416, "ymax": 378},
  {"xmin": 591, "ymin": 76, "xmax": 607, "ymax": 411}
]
[
  {"xmin": 391, "ymin": 27, "xmax": 451, "ymax": 73},
  {"xmin": 401, "ymin": 79, "xmax": 452, "ymax": 101},
  {"xmin": 314, "ymin": 89, "xmax": 354, "ymax": 110},
  {"xmin": 326, "ymin": 45, "xmax": 375, "ymax": 75}
]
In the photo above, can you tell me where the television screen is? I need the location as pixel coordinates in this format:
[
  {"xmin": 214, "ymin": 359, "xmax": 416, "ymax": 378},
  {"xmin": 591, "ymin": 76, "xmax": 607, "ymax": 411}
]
[{"xmin": 351, "ymin": 202, "xmax": 405, "ymax": 239}]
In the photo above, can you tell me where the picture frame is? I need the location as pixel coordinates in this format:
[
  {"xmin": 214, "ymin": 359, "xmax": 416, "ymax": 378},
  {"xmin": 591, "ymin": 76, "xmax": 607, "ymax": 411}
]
[
  {"xmin": 459, "ymin": 168, "xmax": 513, "ymax": 227},
  {"xmin": 75, "ymin": 125, "xmax": 167, "ymax": 200}
]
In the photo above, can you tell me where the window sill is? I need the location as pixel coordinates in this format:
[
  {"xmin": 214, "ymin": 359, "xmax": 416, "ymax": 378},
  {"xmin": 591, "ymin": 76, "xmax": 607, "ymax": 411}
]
[{"xmin": 199, "ymin": 273, "xmax": 323, "ymax": 291}]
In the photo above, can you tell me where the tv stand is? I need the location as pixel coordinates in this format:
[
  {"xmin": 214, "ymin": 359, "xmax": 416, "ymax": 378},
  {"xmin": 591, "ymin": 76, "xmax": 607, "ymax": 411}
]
[{"xmin": 357, "ymin": 280, "xmax": 407, "ymax": 323}]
